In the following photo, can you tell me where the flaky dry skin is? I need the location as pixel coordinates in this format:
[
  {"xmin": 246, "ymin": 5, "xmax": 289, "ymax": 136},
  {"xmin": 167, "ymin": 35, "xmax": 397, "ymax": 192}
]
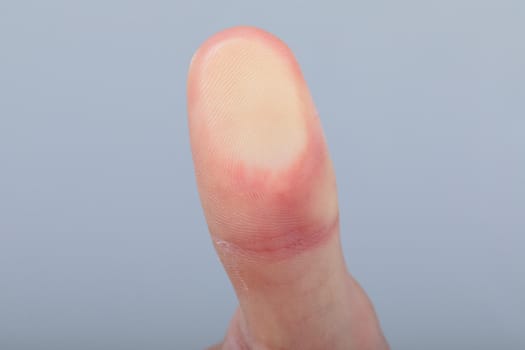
[{"xmin": 188, "ymin": 26, "xmax": 389, "ymax": 350}]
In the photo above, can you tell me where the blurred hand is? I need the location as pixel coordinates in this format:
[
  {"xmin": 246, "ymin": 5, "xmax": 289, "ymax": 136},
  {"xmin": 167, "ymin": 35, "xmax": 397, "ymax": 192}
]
[{"xmin": 187, "ymin": 26, "xmax": 389, "ymax": 350}]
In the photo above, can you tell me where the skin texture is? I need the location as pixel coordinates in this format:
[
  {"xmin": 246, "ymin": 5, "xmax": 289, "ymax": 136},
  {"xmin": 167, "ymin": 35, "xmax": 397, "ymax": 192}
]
[{"xmin": 187, "ymin": 26, "xmax": 389, "ymax": 350}]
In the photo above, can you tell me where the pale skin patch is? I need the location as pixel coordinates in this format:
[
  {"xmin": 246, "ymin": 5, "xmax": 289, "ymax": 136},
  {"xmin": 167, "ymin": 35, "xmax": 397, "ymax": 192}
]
[{"xmin": 198, "ymin": 37, "xmax": 308, "ymax": 169}]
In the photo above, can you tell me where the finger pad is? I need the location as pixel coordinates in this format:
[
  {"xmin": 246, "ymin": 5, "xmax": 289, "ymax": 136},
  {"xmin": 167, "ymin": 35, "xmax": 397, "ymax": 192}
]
[{"xmin": 187, "ymin": 27, "xmax": 338, "ymax": 259}]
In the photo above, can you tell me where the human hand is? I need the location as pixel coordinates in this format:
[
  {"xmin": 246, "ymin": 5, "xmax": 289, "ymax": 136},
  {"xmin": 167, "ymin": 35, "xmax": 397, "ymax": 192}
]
[{"xmin": 187, "ymin": 26, "xmax": 389, "ymax": 350}]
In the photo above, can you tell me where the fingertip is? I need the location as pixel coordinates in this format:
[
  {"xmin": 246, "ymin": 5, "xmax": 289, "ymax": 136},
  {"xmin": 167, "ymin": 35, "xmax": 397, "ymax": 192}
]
[
  {"xmin": 187, "ymin": 26, "xmax": 338, "ymax": 259},
  {"xmin": 188, "ymin": 26, "xmax": 315, "ymax": 171}
]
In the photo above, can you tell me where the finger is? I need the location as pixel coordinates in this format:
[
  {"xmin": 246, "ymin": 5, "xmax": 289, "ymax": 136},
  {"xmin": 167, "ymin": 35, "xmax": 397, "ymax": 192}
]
[{"xmin": 188, "ymin": 27, "xmax": 387, "ymax": 349}]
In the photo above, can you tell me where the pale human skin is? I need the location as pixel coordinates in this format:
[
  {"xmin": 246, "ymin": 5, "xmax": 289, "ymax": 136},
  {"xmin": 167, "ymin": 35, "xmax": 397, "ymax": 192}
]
[{"xmin": 187, "ymin": 26, "xmax": 390, "ymax": 350}]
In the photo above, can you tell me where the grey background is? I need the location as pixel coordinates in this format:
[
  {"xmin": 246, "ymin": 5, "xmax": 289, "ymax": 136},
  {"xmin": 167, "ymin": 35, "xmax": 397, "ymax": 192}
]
[{"xmin": 0, "ymin": 1, "xmax": 523, "ymax": 349}]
